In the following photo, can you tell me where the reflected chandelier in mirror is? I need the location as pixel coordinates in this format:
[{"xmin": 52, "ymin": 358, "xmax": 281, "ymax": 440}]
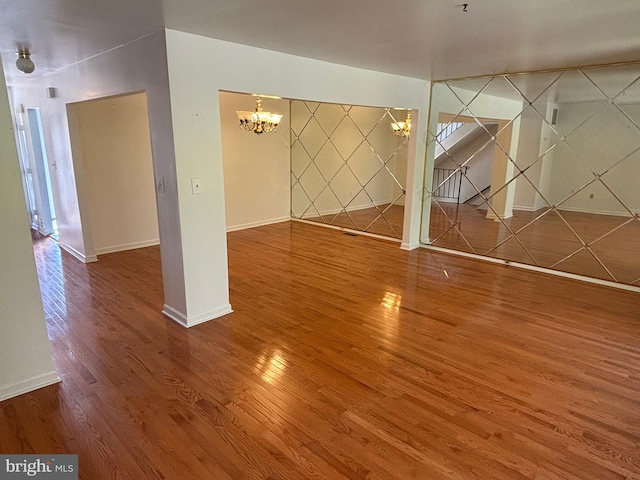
[{"xmin": 290, "ymin": 101, "xmax": 409, "ymax": 239}]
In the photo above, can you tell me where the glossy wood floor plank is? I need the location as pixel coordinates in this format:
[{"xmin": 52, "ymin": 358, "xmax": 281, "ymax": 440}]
[
  {"xmin": 1, "ymin": 221, "xmax": 639, "ymax": 479},
  {"xmin": 428, "ymin": 202, "xmax": 640, "ymax": 285},
  {"xmin": 305, "ymin": 202, "xmax": 640, "ymax": 285}
]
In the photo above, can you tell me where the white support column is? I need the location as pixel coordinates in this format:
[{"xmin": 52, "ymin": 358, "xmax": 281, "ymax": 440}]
[
  {"xmin": 164, "ymin": 38, "xmax": 233, "ymax": 327},
  {"xmin": 486, "ymin": 119, "xmax": 520, "ymax": 221},
  {"xmin": 401, "ymin": 86, "xmax": 431, "ymax": 250}
]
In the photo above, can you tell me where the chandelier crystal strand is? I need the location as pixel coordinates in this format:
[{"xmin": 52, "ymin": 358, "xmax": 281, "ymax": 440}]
[{"xmin": 237, "ymin": 97, "xmax": 283, "ymax": 134}]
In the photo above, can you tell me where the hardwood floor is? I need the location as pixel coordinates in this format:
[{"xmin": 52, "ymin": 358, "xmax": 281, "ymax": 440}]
[
  {"xmin": 302, "ymin": 204, "xmax": 405, "ymax": 239},
  {"xmin": 303, "ymin": 201, "xmax": 640, "ymax": 286},
  {"xmin": 429, "ymin": 202, "xmax": 640, "ymax": 286},
  {"xmin": 2, "ymin": 221, "xmax": 640, "ymax": 479}
]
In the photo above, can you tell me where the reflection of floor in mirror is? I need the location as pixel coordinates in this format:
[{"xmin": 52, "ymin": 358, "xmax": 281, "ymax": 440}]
[
  {"xmin": 302, "ymin": 204, "xmax": 404, "ymax": 239},
  {"xmin": 429, "ymin": 201, "xmax": 640, "ymax": 285}
]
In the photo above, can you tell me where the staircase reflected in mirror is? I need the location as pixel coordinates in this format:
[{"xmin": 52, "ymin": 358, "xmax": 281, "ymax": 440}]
[{"xmin": 423, "ymin": 63, "xmax": 640, "ymax": 287}]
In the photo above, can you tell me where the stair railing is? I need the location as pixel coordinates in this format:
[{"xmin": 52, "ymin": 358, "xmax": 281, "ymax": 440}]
[
  {"xmin": 432, "ymin": 166, "xmax": 470, "ymax": 204},
  {"xmin": 436, "ymin": 122, "xmax": 464, "ymax": 143}
]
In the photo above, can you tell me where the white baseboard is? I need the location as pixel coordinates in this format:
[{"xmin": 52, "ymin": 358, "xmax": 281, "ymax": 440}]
[
  {"xmin": 485, "ymin": 210, "xmax": 513, "ymax": 221},
  {"xmin": 57, "ymin": 240, "xmax": 98, "ymax": 263},
  {"xmin": 401, "ymin": 242, "xmax": 420, "ymax": 251},
  {"xmin": 512, "ymin": 205, "xmax": 638, "ymax": 217},
  {"xmin": 557, "ymin": 205, "xmax": 637, "ymax": 217},
  {"xmin": 298, "ymin": 200, "xmax": 399, "ymax": 220},
  {"xmin": 226, "ymin": 216, "xmax": 290, "ymax": 232},
  {"xmin": 0, "ymin": 371, "xmax": 61, "ymax": 402},
  {"xmin": 95, "ymin": 238, "xmax": 160, "ymax": 255},
  {"xmin": 162, "ymin": 303, "xmax": 233, "ymax": 328},
  {"xmin": 513, "ymin": 204, "xmax": 547, "ymax": 212}
]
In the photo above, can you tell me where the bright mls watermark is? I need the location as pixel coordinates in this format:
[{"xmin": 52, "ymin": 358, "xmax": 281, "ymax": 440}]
[{"xmin": 1, "ymin": 455, "xmax": 77, "ymax": 479}]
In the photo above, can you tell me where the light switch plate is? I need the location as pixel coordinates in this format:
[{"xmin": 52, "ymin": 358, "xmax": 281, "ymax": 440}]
[{"xmin": 191, "ymin": 178, "xmax": 202, "ymax": 194}]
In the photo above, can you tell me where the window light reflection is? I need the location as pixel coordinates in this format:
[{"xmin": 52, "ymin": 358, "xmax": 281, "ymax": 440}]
[
  {"xmin": 255, "ymin": 349, "xmax": 287, "ymax": 384},
  {"xmin": 381, "ymin": 291, "xmax": 402, "ymax": 311},
  {"xmin": 379, "ymin": 291, "xmax": 401, "ymax": 342}
]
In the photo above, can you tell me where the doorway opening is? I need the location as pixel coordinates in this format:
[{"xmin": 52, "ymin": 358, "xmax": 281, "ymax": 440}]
[
  {"xmin": 69, "ymin": 91, "xmax": 159, "ymax": 259},
  {"xmin": 16, "ymin": 107, "xmax": 57, "ymax": 237}
]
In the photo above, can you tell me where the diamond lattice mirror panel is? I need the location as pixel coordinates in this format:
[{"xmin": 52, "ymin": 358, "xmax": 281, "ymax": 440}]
[
  {"xmin": 422, "ymin": 63, "xmax": 640, "ymax": 286},
  {"xmin": 290, "ymin": 101, "xmax": 409, "ymax": 239}
]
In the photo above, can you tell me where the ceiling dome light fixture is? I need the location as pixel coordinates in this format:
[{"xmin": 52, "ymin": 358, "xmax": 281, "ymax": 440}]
[
  {"xmin": 16, "ymin": 48, "xmax": 35, "ymax": 74},
  {"xmin": 391, "ymin": 111, "xmax": 411, "ymax": 138},
  {"xmin": 236, "ymin": 96, "xmax": 283, "ymax": 134}
]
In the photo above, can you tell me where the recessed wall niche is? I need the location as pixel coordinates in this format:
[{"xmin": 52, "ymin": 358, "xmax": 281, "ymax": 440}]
[
  {"xmin": 290, "ymin": 101, "xmax": 409, "ymax": 239},
  {"xmin": 422, "ymin": 63, "xmax": 640, "ymax": 287}
]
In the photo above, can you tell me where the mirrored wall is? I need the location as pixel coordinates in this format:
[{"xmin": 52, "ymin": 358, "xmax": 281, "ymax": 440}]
[
  {"xmin": 290, "ymin": 101, "xmax": 409, "ymax": 239},
  {"xmin": 422, "ymin": 63, "xmax": 640, "ymax": 287}
]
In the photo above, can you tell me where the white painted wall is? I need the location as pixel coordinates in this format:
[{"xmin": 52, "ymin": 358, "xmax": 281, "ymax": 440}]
[
  {"xmin": 7, "ymin": 31, "xmax": 189, "ymax": 323},
  {"xmin": 513, "ymin": 108, "xmax": 545, "ymax": 210},
  {"xmin": 0, "ymin": 62, "xmax": 58, "ymax": 401},
  {"xmin": 164, "ymin": 29, "xmax": 431, "ymax": 282},
  {"xmin": 73, "ymin": 93, "xmax": 159, "ymax": 254},
  {"xmin": 549, "ymin": 101, "xmax": 640, "ymax": 215},
  {"xmin": 393, "ymin": 137, "xmax": 409, "ymax": 206},
  {"xmin": 290, "ymin": 101, "xmax": 409, "ymax": 218},
  {"xmin": 219, "ymin": 91, "xmax": 291, "ymax": 231},
  {"xmin": 5, "ymin": 28, "xmax": 431, "ymax": 332},
  {"xmin": 512, "ymin": 102, "xmax": 560, "ymax": 212},
  {"xmin": 535, "ymin": 102, "xmax": 559, "ymax": 210}
]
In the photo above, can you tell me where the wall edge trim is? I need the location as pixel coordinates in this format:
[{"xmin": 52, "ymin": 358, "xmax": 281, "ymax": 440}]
[
  {"xmin": 226, "ymin": 216, "xmax": 290, "ymax": 233},
  {"xmin": 162, "ymin": 303, "xmax": 233, "ymax": 328},
  {"xmin": 0, "ymin": 371, "xmax": 61, "ymax": 402},
  {"xmin": 57, "ymin": 240, "xmax": 98, "ymax": 263},
  {"xmin": 95, "ymin": 239, "xmax": 160, "ymax": 255}
]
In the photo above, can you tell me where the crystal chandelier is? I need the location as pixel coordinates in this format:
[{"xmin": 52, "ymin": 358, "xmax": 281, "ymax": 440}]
[
  {"xmin": 391, "ymin": 111, "xmax": 411, "ymax": 138},
  {"xmin": 236, "ymin": 97, "xmax": 283, "ymax": 134}
]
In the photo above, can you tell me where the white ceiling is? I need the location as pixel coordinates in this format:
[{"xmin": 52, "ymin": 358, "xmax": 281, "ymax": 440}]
[{"xmin": 1, "ymin": 0, "xmax": 639, "ymax": 86}]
